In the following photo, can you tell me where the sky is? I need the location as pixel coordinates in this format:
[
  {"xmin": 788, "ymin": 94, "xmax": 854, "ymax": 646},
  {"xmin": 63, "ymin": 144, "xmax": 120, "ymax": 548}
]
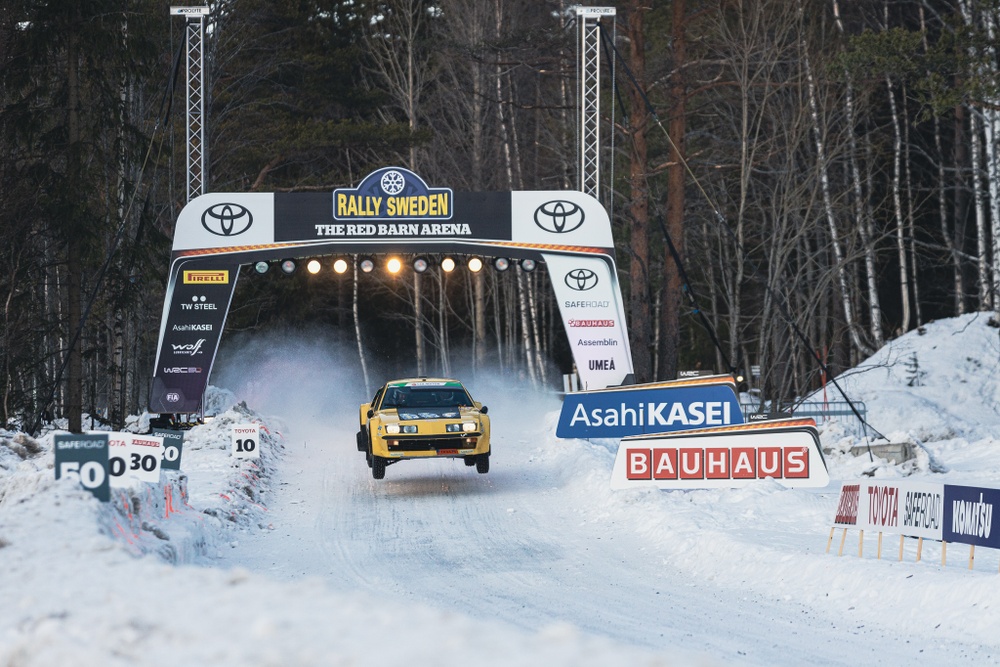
[{"xmin": 2, "ymin": 312, "xmax": 1000, "ymax": 666}]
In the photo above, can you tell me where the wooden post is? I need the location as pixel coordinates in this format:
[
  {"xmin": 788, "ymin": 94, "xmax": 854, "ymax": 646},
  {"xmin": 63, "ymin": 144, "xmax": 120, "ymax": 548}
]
[
  {"xmin": 858, "ymin": 529, "xmax": 864, "ymax": 558},
  {"xmin": 916, "ymin": 537, "xmax": 923, "ymax": 562},
  {"xmin": 877, "ymin": 532, "xmax": 883, "ymax": 559},
  {"xmin": 941, "ymin": 540, "xmax": 947, "ymax": 566},
  {"xmin": 838, "ymin": 528, "xmax": 847, "ymax": 556},
  {"xmin": 826, "ymin": 527, "xmax": 835, "ymax": 554},
  {"xmin": 898, "ymin": 535, "xmax": 904, "ymax": 561},
  {"xmin": 969, "ymin": 545, "xmax": 975, "ymax": 570}
]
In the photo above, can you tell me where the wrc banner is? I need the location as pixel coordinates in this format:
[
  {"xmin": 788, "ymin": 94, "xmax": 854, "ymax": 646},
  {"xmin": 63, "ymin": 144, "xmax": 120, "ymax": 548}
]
[
  {"xmin": 831, "ymin": 480, "xmax": 1000, "ymax": 548},
  {"xmin": 610, "ymin": 418, "xmax": 829, "ymax": 490}
]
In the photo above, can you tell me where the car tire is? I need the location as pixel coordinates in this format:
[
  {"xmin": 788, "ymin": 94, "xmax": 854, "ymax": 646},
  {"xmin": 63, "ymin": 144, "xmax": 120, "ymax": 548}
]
[
  {"xmin": 476, "ymin": 454, "xmax": 489, "ymax": 474},
  {"xmin": 463, "ymin": 456, "xmax": 476, "ymax": 467},
  {"xmin": 372, "ymin": 456, "xmax": 386, "ymax": 479}
]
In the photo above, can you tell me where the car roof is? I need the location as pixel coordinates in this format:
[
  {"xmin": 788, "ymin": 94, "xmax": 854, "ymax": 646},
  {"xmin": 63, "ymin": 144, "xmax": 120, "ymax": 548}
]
[{"xmin": 385, "ymin": 378, "xmax": 465, "ymax": 389}]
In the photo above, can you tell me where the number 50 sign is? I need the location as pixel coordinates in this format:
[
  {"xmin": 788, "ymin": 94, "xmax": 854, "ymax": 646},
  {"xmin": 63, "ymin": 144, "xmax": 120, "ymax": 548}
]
[{"xmin": 231, "ymin": 424, "xmax": 260, "ymax": 459}]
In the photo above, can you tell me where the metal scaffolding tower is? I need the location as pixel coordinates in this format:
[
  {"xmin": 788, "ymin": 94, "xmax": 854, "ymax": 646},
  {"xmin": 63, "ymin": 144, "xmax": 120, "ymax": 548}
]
[
  {"xmin": 575, "ymin": 6, "xmax": 615, "ymax": 199},
  {"xmin": 171, "ymin": 6, "xmax": 210, "ymax": 202}
]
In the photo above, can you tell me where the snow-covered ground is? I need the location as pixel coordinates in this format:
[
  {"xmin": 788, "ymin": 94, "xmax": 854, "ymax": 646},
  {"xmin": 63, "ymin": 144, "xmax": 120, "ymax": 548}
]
[{"xmin": 3, "ymin": 313, "xmax": 1000, "ymax": 665}]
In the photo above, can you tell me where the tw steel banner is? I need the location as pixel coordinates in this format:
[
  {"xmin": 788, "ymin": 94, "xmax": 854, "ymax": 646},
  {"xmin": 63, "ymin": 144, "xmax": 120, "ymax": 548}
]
[
  {"xmin": 150, "ymin": 258, "xmax": 238, "ymax": 413},
  {"xmin": 150, "ymin": 167, "xmax": 632, "ymax": 413},
  {"xmin": 557, "ymin": 376, "xmax": 743, "ymax": 439},
  {"xmin": 610, "ymin": 418, "xmax": 829, "ymax": 490}
]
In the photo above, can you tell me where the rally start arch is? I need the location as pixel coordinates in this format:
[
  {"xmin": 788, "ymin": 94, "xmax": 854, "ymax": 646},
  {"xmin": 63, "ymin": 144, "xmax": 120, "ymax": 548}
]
[{"xmin": 149, "ymin": 167, "xmax": 635, "ymax": 413}]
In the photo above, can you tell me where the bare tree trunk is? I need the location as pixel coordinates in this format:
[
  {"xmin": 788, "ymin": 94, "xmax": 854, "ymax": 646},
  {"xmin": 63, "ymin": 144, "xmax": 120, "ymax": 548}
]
[
  {"xmin": 797, "ymin": 0, "xmax": 871, "ymax": 357},
  {"xmin": 660, "ymin": 0, "xmax": 687, "ymax": 380},
  {"xmin": 353, "ymin": 257, "xmax": 370, "ymax": 396},
  {"xmin": 623, "ymin": 0, "xmax": 652, "ymax": 383},
  {"xmin": 66, "ymin": 12, "xmax": 83, "ymax": 433},
  {"xmin": 886, "ymin": 75, "xmax": 911, "ymax": 333},
  {"xmin": 414, "ymin": 272, "xmax": 425, "ymax": 375},
  {"xmin": 902, "ymin": 84, "xmax": 922, "ymax": 326},
  {"xmin": 832, "ymin": 0, "xmax": 883, "ymax": 347},
  {"xmin": 516, "ymin": 267, "xmax": 537, "ymax": 386}
]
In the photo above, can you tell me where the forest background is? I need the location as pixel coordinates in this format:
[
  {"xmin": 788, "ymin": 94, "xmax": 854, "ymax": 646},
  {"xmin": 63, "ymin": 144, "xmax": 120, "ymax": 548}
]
[{"xmin": 3, "ymin": 0, "xmax": 1000, "ymax": 433}]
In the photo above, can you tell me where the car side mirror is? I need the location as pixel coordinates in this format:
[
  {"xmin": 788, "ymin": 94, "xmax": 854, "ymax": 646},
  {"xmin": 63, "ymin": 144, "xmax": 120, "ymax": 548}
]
[
  {"xmin": 480, "ymin": 405, "xmax": 488, "ymax": 415},
  {"xmin": 367, "ymin": 409, "xmax": 374, "ymax": 418}
]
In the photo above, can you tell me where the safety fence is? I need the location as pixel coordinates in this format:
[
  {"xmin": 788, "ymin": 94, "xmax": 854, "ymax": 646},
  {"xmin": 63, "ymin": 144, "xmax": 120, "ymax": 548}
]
[{"xmin": 741, "ymin": 400, "xmax": 868, "ymax": 438}]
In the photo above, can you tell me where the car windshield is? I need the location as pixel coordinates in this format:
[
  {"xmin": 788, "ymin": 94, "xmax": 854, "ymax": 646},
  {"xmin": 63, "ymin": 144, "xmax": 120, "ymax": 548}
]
[{"xmin": 380, "ymin": 387, "xmax": 470, "ymax": 410}]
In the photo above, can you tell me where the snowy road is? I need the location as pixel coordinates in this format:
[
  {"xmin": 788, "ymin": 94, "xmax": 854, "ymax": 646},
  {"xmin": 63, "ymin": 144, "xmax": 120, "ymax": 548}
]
[{"xmin": 212, "ymin": 385, "xmax": 996, "ymax": 666}]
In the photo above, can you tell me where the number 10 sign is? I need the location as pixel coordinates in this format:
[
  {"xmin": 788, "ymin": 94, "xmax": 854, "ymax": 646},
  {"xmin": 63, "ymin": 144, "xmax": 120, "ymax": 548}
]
[{"xmin": 231, "ymin": 424, "xmax": 260, "ymax": 459}]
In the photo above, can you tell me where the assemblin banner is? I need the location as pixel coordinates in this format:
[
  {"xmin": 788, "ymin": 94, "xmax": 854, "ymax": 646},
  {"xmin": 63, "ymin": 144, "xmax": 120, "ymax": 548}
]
[{"xmin": 831, "ymin": 480, "xmax": 1000, "ymax": 549}]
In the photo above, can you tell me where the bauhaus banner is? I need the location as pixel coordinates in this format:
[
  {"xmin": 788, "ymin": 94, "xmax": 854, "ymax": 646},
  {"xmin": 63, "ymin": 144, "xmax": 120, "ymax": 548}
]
[{"xmin": 151, "ymin": 168, "xmax": 633, "ymax": 413}]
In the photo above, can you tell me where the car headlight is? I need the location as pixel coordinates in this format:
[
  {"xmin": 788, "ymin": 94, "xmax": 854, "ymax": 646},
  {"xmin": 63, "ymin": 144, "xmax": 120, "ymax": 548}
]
[
  {"xmin": 446, "ymin": 423, "xmax": 461, "ymax": 433},
  {"xmin": 387, "ymin": 424, "xmax": 417, "ymax": 434},
  {"xmin": 401, "ymin": 424, "xmax": 417, "ymax": 434},
  {"xmin": 463, "ymin": 422, "xmax": 477, "ymax": 432}
]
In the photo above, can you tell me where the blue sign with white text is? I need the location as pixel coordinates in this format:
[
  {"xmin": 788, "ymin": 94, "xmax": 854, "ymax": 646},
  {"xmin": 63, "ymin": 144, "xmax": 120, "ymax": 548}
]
[
  {"xmin": 556, "ymin": 383, "xmax": 744, "ymax": 439},
  {"xmin": 943, "ymin": 484, "xmax": 1000, "ymax": 549}
]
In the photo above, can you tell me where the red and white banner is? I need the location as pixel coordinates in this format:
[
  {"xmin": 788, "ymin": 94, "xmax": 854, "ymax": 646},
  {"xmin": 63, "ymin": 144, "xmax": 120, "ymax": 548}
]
[
  {"xmin": 611, "ymin": 418, "xmax": 829, "ymax": 490},
  {"xmin": 832, "ymin": 480, "xmax": 944, "ymax": 541}
]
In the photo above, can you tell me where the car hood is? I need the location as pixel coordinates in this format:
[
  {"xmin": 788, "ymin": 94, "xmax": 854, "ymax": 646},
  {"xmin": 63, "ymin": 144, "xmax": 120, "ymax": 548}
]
[{"xmin": 380, "ymin": 407, "xmax": 481, "ymax": 422}]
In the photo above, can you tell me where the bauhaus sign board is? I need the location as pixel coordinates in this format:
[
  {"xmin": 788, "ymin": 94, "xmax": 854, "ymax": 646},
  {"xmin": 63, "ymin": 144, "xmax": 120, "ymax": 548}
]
[{"xmin": 610, "ymin": 418, "xmax": 830, "ymax": 490}]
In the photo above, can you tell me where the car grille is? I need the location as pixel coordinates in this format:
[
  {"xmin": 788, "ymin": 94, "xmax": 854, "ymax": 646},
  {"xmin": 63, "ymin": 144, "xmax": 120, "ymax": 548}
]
[{"xmin": 385, "ymin": 434, "xmax": 479, "ymax": 451}]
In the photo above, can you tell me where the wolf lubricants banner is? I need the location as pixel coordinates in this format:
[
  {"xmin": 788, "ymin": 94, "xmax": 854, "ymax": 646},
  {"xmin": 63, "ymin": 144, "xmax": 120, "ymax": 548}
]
[{"xmin": 150, "ymin": 168, "xmax": 634, "ymax": 413}]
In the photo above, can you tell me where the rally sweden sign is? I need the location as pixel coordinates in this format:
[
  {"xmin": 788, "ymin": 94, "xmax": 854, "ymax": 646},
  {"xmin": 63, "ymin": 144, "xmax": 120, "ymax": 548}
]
[
  {"xmin": 333, "ymin": 167, "xmax": 452, "ymax": 222},
  {"xmin": 557, "ymin": 376, "xmax": 743, "ymax": 439}
]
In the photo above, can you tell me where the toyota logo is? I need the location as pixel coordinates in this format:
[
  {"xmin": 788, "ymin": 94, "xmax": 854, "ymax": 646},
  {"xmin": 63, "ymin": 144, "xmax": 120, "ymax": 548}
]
[
  {"xmin": 564, "ymin": 268, "xmax": 599, "ymax": 291},
  {"xmin": 534, "ymin": 200, "xmax": 585, "ymax": 234},
  {"xmin": 202, "ymin": 203, "xmax": 254, "ymax": 236}
]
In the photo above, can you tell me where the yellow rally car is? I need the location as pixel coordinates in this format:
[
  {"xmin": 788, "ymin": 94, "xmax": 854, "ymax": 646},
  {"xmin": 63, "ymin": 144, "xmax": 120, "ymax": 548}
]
[{"xmin": 357, "ymin": 378, "xmax": 491, "ymax": 480}]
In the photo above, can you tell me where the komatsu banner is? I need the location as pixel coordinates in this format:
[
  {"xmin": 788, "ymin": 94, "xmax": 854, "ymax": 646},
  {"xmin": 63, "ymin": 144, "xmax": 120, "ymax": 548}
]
[
  {"xmin": 611, "ymin": 418, "xmax": 829, "ymax": 490},
  {"xmin": 150, "ymin": 167, "xmax": 632, "ymax": 413},
  {"xmin": 556, "ymin": 375, "xmax": 744, "ymax": 439}
]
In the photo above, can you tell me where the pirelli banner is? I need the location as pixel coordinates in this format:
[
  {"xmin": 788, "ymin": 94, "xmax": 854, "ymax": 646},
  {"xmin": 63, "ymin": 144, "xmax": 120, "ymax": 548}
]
[
  {"xmin": 831, "ymin": 480, "xmax": 1000, "ymax": 549},
  {"xmin": 150, "ymin": 167, "xmax": 633, "ymax": 413}
]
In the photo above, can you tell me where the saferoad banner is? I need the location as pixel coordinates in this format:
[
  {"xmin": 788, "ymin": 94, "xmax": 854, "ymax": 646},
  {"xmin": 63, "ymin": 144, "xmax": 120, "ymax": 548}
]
[
  {"xmin": 544, "ymin": 253, "xmax": 633, "ymax": 390},
  {"xmin": 831, "ymin": 480, "xmax": 944, "ymax": 541},
  {"xmin": 150, "ymin": 167, "xmax": 634, "ymax": 413},
  {"xmin": 610, "ymin": 418, "xmax": 830, "ymax": 490}
]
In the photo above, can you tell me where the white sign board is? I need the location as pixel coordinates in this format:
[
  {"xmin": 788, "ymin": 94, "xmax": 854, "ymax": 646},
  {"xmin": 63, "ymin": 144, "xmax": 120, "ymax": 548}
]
[
  {"xmin": 231, "ymin": 424, "xmax": 260, "ymax": 459},
  {"xmin": 611, "ymin": 419, "xmax": 830, "ymax": 490}
]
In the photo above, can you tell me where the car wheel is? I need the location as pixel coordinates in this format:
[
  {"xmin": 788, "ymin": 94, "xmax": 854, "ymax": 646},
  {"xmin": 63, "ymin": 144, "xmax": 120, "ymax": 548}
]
[
  {"xmin": 476, "ymin": 454, "xmax": 489, "ymax": 474},
  {"xmin": 372, "ymin": 456, "xmax": 386, "ymax": 479},
  {"xmin": 463, "ymin": 456, "xmax": 476, "ymax": 467}
]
